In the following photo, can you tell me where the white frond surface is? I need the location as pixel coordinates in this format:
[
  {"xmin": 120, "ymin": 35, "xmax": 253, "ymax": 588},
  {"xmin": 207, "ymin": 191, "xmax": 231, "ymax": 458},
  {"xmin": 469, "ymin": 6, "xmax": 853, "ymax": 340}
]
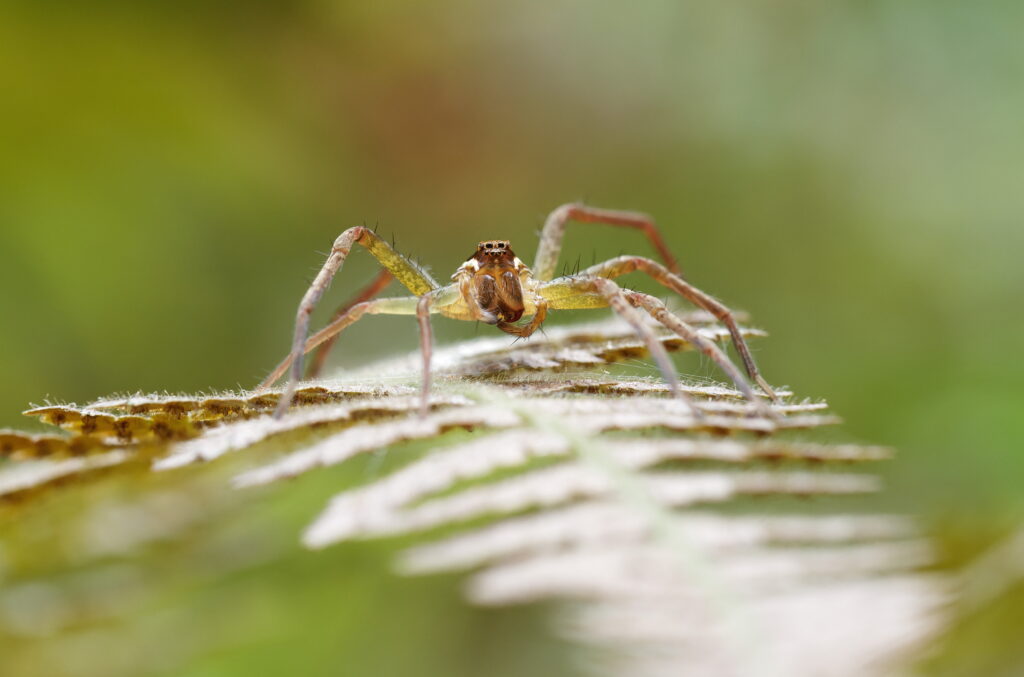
[{"xmin": 0, "ymin": 450, "xmax": 132, "ymax": 499}]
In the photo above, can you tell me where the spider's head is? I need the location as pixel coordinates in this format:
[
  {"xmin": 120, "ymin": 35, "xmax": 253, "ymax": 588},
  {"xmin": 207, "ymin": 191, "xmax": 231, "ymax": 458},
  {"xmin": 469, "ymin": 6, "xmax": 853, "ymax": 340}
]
[
  {"xmin": 476, "ymin": 240, "xmax": 514, "ymax": 257},
  {"xmin": 471, "ymin": 240, "xmax": 518, "ymax": 267}
]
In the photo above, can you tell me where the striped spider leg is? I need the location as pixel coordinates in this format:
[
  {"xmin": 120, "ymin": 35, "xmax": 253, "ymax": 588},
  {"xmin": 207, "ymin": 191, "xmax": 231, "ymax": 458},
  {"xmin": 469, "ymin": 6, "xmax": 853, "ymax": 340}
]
[
  {"xmin": 530, "ymin": 202, "xmax": 779, "ymax": 405},
  {"xmin": 305, "ymin": 268, "xmax": 393, "ymax": 380},
  {"xmin": 257, "ymin": 226, "xmax": 444, "ymax": 417},
  {"xmin": 535, "ymin": 275, "xmax": 775, "ymax": 418},
  {"xmin": 576, "ymin": 256, "xmax": 780, "ymax": 403}
]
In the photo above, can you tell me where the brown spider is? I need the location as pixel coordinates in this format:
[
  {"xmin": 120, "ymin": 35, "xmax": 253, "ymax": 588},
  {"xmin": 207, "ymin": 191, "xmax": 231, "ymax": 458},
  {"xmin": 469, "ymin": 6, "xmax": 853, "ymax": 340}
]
[{"xmin": 257, "ymin": 203, "xmax": 780, "ymax": 419}]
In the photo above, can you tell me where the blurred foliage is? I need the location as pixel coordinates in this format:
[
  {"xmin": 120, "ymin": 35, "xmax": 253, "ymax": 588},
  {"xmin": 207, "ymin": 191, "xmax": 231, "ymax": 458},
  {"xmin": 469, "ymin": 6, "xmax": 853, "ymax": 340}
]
[
  {"xmin": 0, "ymin": 428, "xmax": 573, "ymax": 677},
  {"xmin": 1, "ymin": 1, "xmax": 1022, "ymax": 675}
]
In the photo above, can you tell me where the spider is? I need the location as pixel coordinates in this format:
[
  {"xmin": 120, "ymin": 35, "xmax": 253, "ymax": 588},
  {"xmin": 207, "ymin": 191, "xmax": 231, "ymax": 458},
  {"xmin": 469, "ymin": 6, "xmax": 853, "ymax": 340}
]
[{"xmin": 257, "ymin": 203, "xmax": 780, "ymax": 419}]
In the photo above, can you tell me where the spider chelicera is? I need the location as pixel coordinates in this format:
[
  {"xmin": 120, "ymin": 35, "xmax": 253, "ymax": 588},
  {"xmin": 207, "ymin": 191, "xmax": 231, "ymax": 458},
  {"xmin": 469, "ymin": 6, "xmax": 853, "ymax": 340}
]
[{"xmin": 257, "ymin": 203, "xmax": 780, "ymax": 419}]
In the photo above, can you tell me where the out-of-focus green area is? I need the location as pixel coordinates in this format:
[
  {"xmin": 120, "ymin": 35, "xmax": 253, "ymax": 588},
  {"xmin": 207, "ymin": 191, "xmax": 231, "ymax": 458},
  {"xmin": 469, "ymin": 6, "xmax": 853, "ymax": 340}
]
[{"xmin": 1, "ymin": 1, "xmax": 1022, "ymax": 675}]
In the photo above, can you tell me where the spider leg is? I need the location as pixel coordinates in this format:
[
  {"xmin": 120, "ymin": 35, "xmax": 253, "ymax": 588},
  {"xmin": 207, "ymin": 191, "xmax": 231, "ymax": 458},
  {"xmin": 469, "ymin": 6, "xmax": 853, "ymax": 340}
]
[
  {"xmin": 416, "ymin": 294, "xmax": 433, "ymax": 417},
  {"xmin": 624, "ymin": 291, "xmax": 778, "ymax": 420},
  {"xmin": 308, "ymin": 268, "xmax": 393, "ymax": 379},
  {"xmin": 533, "ymin": 203, "xmax": 680, "ymax": 281},
  {"xmin": 261, "ymin": 292, "xmax": 454, "ymax": 418},
  {"xmin": 257, "ymin": 295, "xmax": 416, "ymax": 389},
  {"xmin": 539, "ymin": 277, "xmax": 704, "ymax": 420},
  {"xmin": 580, "ymin": 256, "xmax": 781, "ymax": 403},
  {"xmin": 265, "ymin": 226, "xmax": 440, "ymax": 418}
]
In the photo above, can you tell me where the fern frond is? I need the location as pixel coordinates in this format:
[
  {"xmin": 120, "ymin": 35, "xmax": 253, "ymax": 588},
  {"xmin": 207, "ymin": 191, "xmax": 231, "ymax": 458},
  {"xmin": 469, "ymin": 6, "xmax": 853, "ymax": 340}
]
[{"xmin": 0, "ymin": 315, "xmax": 955, "ymax": 676}]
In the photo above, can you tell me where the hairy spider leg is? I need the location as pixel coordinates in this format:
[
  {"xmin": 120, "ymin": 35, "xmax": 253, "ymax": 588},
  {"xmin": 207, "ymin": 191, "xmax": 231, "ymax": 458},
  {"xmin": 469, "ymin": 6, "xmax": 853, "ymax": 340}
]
[
  {"xmin": 258, "ymin": 295, "xmax": 423, "ymax": 391},
  {"xmin": 265, "ymin": 226, "xmax": 439, "ymax": 418},
  {"xmin": 624, "ymin": 291, "xmax": 777, "ymax": 420},
  {"xmin": 261, "ymin": 288, "xmax": 460, "ymax": 418},
  {"xmin": 416, "ymin": 294, "xmax": 433, "ymax": 416},
  {"xmin": 533, "ymin": 203, "xmax": 680, "ymax": 282},
  {"xmin": 538, "ymin": 276, "xmax": 704, "ymax": 420},
  {"xmin": 308, "ymin": 268, "xmax": 394, "ymax": 379},
  {"xmin": 580, "ymin": 255, "xmax": 780, "ymax": 403}
]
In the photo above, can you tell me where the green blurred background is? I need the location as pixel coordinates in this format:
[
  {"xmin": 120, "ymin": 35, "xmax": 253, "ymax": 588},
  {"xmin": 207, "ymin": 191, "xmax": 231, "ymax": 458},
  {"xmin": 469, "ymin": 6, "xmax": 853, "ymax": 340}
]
[{"xmin": 1, "ymin": 1, "xmax": 1022, "ymax": 674}]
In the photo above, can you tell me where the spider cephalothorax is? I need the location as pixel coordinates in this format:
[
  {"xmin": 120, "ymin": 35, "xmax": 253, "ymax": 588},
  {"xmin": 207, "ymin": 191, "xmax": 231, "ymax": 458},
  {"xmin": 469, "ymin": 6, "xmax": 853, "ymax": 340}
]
[{"xmin": 260, "ymin": 203, "xmax": 782, "ymax": 421}]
